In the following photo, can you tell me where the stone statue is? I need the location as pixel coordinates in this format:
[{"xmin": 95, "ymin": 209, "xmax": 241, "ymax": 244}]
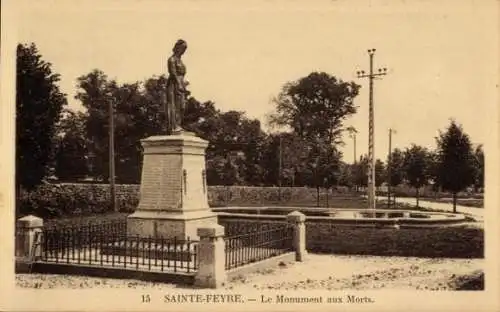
[{"xmin": 164, "ymin": 39, "xmax": 190, "ymax": 135}]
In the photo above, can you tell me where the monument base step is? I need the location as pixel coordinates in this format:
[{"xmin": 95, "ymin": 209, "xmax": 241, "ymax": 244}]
[{"xmin": 127, "ymin": 213, "xmax": 218, "ymax": 241}]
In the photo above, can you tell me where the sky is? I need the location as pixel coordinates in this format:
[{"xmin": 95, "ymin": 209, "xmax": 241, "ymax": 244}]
[{"xmin": 12, "ymin": 0, "xmax": 498, "ymax": 162}]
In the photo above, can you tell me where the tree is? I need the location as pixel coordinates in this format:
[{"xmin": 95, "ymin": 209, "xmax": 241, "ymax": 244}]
[
  {"xmin": 205, "ymin": 155, "xmax": 226, "ymax": 185},
  {"xmin": 403, "ymin": 144, "xmax": 430, "ymax": 207},
  {"xmin": 268, "ymin": 72, "xmax": 360, "ymax": 144},
  {"xmin": 472, "ymin": 145, "xmax": 484, "ymax": 193},
  {"xmin": 222, "ymin": 153, "xmax": 243, "ymax": 186},
  {"xmin": 110, "ymin": 81, "xmax": 149, "ymax": 183},
  {"xmin": 54, "ymin": 110, "xmax": 88, "ymax": 181},
  {"xmin": 337, "ymin": 162, "xmax": 355, "ymax": 189},
  {"xmin": 75, "ymin": 73, "xmax": 165, "ymax": 183},
  {"xmin": 302, "ymin": 137, "xmax": 342, "ymax": 205},
  {"xmin": 214, "ymin": 113, "xmax": 267, "ymax": 186},
  {"xmin": 205, "ymin": 154, "xmax": 242, "ymax": 186},
  {"xmin": 425, "ymin": 150, "xmax": 440, "ymax": 197},
  {"xmin": 349, "ymin": 157, "xmax": 384, "ymax": 194},
  {"xmin": 387, "ymin": 148, "xmax": 405, "ymax": 202},
  {"xmin": 374, "ymin": 159, "xmax": 386, "ymax": 188},
  {"xmin": 75, "ymin": 70, "xmax": 116, "ymax": 181},
  {"xmin": 238, "ymin": 119, "xmax": 268, "ymax": 186},
  {"xmin": 16, "ymin": 43, "xmax": 67, "ymax": 190},
  {"xmin": 142, "ymin": 75, "xmax": 169, "ymax": 136},
  {"xmin": 266, "ymin": 133, "xmax": 342, "ymax": 189},
  {"xmin": 183, "ymin": 97, "xmax": 220, "ymax": 143},
  {"xmin": 75, "ymin": 69, "xmax": 273, "ymax": 186},
  {"xmin": 265, "ymin": 132, "xmax": 310, "ymax": 186},
  {"xmin": 194, "ymin": 109, "xmax": 268, "ymax": 186},
  {"xmin": 319, "ymin": 144, "xmax": 342, "ymax": 190},
  {"xmin": 436, "ymin": 121, "xmax": 476, "ymax": 212},
  {"xmin": 352, "ymin": 155, "xmax": 369, "ymax": 188}
]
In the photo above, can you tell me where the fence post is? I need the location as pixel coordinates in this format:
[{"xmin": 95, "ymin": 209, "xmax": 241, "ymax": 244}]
[
  {"xmin": 16, "ymin": 215, "xmax": 44, "ymax": 263},
  {"xmin": 194, "ymin": 224, "xmax": 226, "ymax": 289},
  {"xmin": 286, "ymin": 211, "xmax": 307, "ymax": 262}
]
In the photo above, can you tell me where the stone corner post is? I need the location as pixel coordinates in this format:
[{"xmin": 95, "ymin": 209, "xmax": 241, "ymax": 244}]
[
  {"xmin": 16, "ymin": 215, "xmax": 44, "ymax": 261},
  {"xmin": 286, "ymin": 211, "xmax": 307, "ymax": 262},
  {"xmin": 194, "ymin": 224, "xmax": 226, "ymax": 289}
]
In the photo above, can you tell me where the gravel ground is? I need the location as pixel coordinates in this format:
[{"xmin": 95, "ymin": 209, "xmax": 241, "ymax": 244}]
[
  {"xmin": 16, "ymin": 255, "xmax": 483, "ymax": 291},
  {"xmin": 226, "ymin": 255, "xmax": 483, "ymax": 291}
]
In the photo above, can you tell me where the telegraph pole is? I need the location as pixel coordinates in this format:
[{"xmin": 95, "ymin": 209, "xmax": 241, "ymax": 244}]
[
  {"xmin": 348, "ymin": 128, "xmax": 358, "ymax": 192},
  {"xmin": 109, "ymin": 97, "xmax": 117, "ymax": 212},
  {"xmin": 387, "ymin": 128, "xmax": 396, "ymax": 208},
  {"xmin": 353, "ymin": 133, "xmax": 356, "ymax": 192},
  {"xmin": 356, "ymin": 49, "xmax": 388, "ymax": 211},
  {"xmin": 348, "ymin": 130, "xmax": 357, "ymax": 164},
  {"xmin": 353, "ymin": 133, "xmax": 357, "ymax": 164},
  {"xmin": 278, "ymin": 135, "xmax": 283, "ymax": 200}
]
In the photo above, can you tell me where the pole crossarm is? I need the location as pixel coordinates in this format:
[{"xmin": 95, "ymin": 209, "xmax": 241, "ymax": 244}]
[{"xmin": 356, "ymin": 72, "xmax": 388, "ymax": 79}]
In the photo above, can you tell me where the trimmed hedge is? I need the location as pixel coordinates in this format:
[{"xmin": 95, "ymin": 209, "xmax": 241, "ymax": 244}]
[
  {"xmin": 17, "ymin": 183, "xmax": 359, "ymax": 218},
  {"xmin": 17, "ymin": 184, "xmax": 139, "ymax": 218},
  {"xmin": 17, "ymin": 182, "xmax": 483, "ymax": 219}
]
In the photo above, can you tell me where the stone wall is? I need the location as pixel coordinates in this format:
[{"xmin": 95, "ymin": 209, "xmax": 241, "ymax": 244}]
[
  {"xmin": 218, "ymin": 214, "xmax": 483, "ymax": 258},
  {"xmin": 305, "ymin": 219, "xmax": 483, "ymax": 258}
]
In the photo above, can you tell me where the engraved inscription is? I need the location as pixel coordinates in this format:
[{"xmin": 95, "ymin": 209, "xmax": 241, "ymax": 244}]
[{"xmin": 139, "ymin": 153, "xmax": 183, "ymax": 210}]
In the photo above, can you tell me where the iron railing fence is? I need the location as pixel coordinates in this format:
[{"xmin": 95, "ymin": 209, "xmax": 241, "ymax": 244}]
[
  {"xmin": 40, "ymin": 222, "xmax": 199, "ymax": 273},
  {"xmin": 42, "ymin": 220, "xmax": 127, "ymax": 253},
  {"xmin": 224, "ymin": 222, "xmax": 294, "ymax": 270}
]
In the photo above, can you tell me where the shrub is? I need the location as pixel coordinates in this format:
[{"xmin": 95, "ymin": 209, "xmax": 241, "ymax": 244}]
[
  {"xmin": 18, "ymin": 182, "xmax": 481, "ymax": 219},
  {"xmin": 450, "ymin": 270, "xmax": 484, "ymax": 290},
  {"xmin": 17, "ymin": 183, "xmax": 140, "ymax": 218},
  {"xmin": 18, "ymin": 183, "xmax": 359, "ymax": 218}
]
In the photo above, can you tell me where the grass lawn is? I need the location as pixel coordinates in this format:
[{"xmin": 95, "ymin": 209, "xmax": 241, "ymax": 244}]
[{"xmin": 422, "ymin": 198, "xmax": 483, "ymax": 208}]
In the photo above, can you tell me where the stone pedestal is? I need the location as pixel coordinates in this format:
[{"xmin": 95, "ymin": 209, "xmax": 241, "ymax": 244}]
[
  {"xmin": 194, "ymin": 225, "xmax": 226, "ymax": 288},
  {"xmin": 286, "ymin": 211, "xmax": 307, "ymax": 262},
  {"xmin": 16, "ymin": 215, "xmax": 43, "ymax": 260},
  {"xmin": 127, "ymin": 131, "xmax": 217, "ymax": 241},
  {"xmin": 16, "ymin": 215, "xmax": 43, "ymax": 273}
]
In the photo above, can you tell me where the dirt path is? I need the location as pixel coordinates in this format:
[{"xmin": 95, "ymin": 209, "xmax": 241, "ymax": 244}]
[
  {"xmin": 227, "ymin": 255, "xmax": 483, "ymax": 291},
  {"xmin": 377, "ymin": 196, "xmax": 484, "ymax": 220},
  {"xmin": 16, "ymin": 255, "xmax": 483, "ymax": 291}
]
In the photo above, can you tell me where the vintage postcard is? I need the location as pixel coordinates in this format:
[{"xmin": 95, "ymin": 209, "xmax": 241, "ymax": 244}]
[{"xmin": 1, "ymin": 0, "xmax": 499, "ymax": 311}]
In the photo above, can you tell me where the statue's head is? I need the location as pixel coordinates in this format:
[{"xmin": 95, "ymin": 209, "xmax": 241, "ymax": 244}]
[{"xmin": 173, "ymin": 39, "xmax": 187, "ymax": 56}]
